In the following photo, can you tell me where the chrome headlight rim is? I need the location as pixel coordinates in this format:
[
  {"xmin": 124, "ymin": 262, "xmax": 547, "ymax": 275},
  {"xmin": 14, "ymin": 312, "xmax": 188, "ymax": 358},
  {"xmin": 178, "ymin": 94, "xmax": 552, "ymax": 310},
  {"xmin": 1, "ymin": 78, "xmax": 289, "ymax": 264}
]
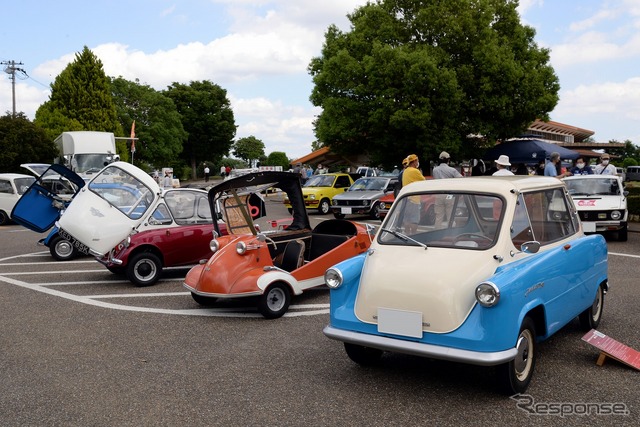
[
  {"xmin": 324, "ymin": 267, "xmax": 344, "ymax": 289},
  {"xmin": 236, "ymin": 241, "xmax": 247, "ymax": 255},
  {"xmin": 209, "ymin": 239, "xmax": 220, "ymax": 253},
  {"xmin": 610, "ymin": 210, "xmax": 621, "ymax": 220},
  {"xmin": 475, "ymin": 281, "xmax": 500, "ymax": 307}
]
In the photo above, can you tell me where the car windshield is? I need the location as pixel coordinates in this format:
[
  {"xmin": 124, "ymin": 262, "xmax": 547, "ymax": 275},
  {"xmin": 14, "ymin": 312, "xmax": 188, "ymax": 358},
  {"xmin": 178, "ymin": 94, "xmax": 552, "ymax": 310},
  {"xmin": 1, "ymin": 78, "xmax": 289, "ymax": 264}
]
[
  {"xmin": 565, "ymin": 178, "xmax": 621, "ymax": 196},
  {"xmin": 379, "ymin": 192, "xmax": 503, "ymax": 249},
  {"xmin": 88, "ymin": 166, "xmax": 155, "ymax": 219},
  {"xmin": 349, "ymin": 178, "xmax": 389, "ymax": 191},
  {"xmin": 15, "ymin": 177, "xmax": 36, "ymax": 195},
  {"xmin": 304, "ymin": 175, "xmax": 335, "ymax": 187},
  {"xmin": 72, "ymin": 154, "xmax": 116, "ymax": 174}
]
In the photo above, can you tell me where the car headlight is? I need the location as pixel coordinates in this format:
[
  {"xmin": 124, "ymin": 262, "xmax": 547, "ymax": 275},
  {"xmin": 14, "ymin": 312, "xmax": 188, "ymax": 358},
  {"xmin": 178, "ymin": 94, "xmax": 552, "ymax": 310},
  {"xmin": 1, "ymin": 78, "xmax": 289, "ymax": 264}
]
[
  {"xmin": 380, "ymin": 202, "xmax": 387, "ymax": 209},
  {"xmin": 209, "ymin": 239, "xmax": 220, "ymax": 253},
  {"xmin": 308, "ymin": 194, "xmax": 316, "ymax": 200},
  {"xmin": 325, "ymin": 268, "xmax": 343, "ymax": 289},
  {"xmin": 363, "ymin": 200, "xmax": 369, "ymax": 206},
  {"xmin": 475, "ymin": 282, "xmax": 500, "ymax": 307},
  {"xmin": 610, "ymin": 210, "xmax": 621, "ymax": 220},
  {"xmin": 236, "ymin": 241, "xmax": 247, "ymax": 255}
]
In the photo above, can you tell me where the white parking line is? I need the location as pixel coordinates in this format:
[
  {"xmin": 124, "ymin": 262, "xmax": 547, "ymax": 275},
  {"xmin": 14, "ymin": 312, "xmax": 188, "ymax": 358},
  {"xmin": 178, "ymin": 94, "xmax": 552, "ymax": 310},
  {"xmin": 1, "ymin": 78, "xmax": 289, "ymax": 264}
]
[{"xmin": 609, "ymin": 251, "xmax": 640, "ymax": 259}]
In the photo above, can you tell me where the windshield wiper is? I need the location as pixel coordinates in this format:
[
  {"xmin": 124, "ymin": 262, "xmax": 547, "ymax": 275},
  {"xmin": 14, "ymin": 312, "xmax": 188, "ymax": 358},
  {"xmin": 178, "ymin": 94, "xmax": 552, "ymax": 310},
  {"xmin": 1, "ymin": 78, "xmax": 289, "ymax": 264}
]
[{"xmin": 381, "ymin": 228, "xmax": 427, "ymax": 249}]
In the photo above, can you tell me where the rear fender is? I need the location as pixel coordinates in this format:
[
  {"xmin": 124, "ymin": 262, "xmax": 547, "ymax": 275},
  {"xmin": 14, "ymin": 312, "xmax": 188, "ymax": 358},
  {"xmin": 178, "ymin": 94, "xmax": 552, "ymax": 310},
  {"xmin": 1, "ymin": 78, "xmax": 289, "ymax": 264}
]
[{"xmin": 256, "ymin": 271, "xmax": 300, "ymax": 295}]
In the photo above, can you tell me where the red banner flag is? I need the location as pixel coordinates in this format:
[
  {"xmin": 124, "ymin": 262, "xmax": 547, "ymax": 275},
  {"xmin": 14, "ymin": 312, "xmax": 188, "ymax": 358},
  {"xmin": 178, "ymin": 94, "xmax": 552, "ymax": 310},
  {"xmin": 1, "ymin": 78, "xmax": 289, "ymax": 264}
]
[{"xmin": 130, "ymin": 120, "xmax": 136, "ymax": 153}]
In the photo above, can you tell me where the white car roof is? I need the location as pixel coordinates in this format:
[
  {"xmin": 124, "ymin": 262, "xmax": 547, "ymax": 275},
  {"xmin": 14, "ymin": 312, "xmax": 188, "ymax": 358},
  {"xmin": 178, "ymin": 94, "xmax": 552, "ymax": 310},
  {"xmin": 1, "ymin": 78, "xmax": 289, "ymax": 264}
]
[
  {"xmin": 398, "ymin": 175, "xmax": 564, "ymax": 197},
  {"xmin": 0, "ymin": 173, "xmax": 35, "ymax": 180}
]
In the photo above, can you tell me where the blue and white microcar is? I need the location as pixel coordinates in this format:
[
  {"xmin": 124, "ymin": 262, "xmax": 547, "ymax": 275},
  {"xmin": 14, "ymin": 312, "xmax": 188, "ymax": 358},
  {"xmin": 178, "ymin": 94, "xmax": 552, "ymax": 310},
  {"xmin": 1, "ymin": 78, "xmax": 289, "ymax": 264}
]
[{"xmin": 323, "ymin": 176, "xmax": 608, "ymax": 394}]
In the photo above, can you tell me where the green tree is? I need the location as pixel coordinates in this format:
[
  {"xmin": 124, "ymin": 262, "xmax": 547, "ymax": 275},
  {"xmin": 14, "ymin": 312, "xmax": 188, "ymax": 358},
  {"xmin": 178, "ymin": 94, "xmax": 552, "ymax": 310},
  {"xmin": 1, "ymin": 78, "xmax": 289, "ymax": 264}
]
[
  {"xmin": 34, "ymin": 46, "xmax": 124, "ymax": 153},
  {"xmin": 0, "ymin": 113, "xmax": 58, "ymax": 171},
  {"xmin": 110, "ymin": 77, "xmax": 187, "ymax": 168},
  {"xmin": 233, "ymin": 136, "xmax": 266, "ymax": 166},
  {"xmin": 164, "ymin": 81, "xmax": 236, "ymax": 179},
  {"xmin": 309, "ymin": 0, "xmax": 559, "ymax": 168},
  {"xmin": 264, "ymin": 151, "xmax": 291, "ymax": 170}
]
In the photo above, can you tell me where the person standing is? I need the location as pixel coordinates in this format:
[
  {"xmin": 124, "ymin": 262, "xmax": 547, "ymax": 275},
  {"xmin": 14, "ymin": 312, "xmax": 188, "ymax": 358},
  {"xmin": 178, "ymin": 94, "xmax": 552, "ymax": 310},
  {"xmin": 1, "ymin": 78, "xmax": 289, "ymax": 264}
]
[
  {"xmin": 204, "ymin": 165, "xmax": 210, "ymax": 182},
  {"xmin": 432, "ymin": 152, "xmax": 462, "ymax": 227},
  {"xmin": 394, "ymin": 157, "xmax": 409, "ymax": 197},
  {"xmin": 225, "ymin": 165, "xmax": 231, "ymax": 176},
  {"xmin": 492, "ymin": 155, "xmax": 514, "ymax": 176},
  {"xmin": 594, "ymin": 153, "xmax": 616, "ymax": 175},
  {"xmin": 220, "ymin": 165, "xmax": 226, "ymax": 178},
  {"xmin": 544, "ymin": 152, "xmax": 571, "ymax": 178},
  {"xmin": 401, "ymin": 154, "xmax": 425, "ymax": 235},
  {"xmin": 569, "ymin": 157, "xmax": 593, "ymax": 175},
  {"xmin": 163, "ymin": 171, "xmax": 173, "ymax": 189}
]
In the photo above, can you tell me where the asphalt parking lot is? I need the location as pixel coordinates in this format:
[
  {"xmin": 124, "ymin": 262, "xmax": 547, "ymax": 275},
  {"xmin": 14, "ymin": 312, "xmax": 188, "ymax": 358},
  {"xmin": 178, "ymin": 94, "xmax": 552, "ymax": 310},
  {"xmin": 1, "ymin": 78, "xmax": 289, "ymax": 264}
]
[{"xmin": 1, "ymin": 200, "xmax": 639, "ymax": 426}]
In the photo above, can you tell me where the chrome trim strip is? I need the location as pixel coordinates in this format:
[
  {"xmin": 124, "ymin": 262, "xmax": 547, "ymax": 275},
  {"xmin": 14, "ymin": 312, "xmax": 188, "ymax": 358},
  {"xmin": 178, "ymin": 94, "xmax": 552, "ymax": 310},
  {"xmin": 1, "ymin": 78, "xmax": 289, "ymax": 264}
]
[{"xmin": 323, "ymin": 326, "xmax": 517, "ymax": 366}]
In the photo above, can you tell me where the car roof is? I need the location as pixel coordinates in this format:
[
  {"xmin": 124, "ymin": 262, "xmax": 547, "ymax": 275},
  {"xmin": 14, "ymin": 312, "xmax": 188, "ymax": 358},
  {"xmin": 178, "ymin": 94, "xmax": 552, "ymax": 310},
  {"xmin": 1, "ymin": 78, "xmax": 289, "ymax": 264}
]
[
  {"xmin": 0, "ymin": 173, "xmax": 35, "ymax": 180},
  {"xmin": 398, "ymin": 176, "xmax": 564, "ymax": 197}
]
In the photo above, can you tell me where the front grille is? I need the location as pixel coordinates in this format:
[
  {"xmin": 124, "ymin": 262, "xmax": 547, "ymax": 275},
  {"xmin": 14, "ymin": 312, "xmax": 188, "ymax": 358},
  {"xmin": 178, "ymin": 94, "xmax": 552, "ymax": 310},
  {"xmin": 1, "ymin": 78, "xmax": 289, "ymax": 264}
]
[
  {"xmin": 333, "ymin": 199, "xmax": 367, "ymax": 207},
  {"xmin": 579, "ymin": 210, "xmax": 623, "ymax": 221}
]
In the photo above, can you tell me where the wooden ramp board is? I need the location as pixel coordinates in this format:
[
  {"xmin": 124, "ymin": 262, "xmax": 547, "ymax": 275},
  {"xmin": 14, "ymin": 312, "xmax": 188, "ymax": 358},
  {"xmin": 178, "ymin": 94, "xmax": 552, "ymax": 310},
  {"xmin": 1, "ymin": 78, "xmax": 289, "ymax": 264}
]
[{"xmin": 581, "ymin": 329, "xmax": 640, "ymax": 371}]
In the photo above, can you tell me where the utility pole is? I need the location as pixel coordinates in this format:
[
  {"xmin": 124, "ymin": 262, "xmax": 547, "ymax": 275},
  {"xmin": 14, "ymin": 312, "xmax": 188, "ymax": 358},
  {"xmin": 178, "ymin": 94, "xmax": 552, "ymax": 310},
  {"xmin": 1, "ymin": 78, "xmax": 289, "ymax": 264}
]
[{"xmin": 2, "ymin": 60, "xmax": 25, "ymax": 117}]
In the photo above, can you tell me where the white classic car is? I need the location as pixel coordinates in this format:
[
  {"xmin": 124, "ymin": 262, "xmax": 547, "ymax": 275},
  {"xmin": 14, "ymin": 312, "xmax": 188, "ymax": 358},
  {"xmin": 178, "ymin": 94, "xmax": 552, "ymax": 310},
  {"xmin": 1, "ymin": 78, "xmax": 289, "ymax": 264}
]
[
  {"xmin": 563, "ymin": 174, "xmax": 628, "ymax": 241},
  {"xmin": 0, "ymin": 173, "xmax": 36, "ymax": 225},
  {"xmin": 323, "ymin": 176, "xmax": 608, "ymax": 394}
]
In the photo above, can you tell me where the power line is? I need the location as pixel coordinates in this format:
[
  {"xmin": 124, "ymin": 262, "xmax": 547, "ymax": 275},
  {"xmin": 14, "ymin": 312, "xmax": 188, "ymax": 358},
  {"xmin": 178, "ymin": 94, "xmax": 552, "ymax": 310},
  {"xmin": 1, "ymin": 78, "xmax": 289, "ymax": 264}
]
[{"xmin": 2, "ymin": 60, "xmax": 26, "ymax": 117}]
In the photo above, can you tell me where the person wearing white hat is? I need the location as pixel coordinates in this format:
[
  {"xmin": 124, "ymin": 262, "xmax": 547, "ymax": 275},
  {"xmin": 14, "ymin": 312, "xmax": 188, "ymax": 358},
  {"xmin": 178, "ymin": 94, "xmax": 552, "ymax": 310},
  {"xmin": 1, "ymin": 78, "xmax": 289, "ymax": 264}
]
[{"xmin": 492, "ymin": 155, "xmax": 514, "ymax": 176}]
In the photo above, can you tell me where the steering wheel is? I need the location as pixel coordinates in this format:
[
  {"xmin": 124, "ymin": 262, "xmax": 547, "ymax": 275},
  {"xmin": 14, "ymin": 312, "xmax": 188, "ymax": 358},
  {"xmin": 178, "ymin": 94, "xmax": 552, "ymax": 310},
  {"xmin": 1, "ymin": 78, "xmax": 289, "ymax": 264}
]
[{"xmin": 453, "ymin": 233, "xmax": 493, "ymax": 245}]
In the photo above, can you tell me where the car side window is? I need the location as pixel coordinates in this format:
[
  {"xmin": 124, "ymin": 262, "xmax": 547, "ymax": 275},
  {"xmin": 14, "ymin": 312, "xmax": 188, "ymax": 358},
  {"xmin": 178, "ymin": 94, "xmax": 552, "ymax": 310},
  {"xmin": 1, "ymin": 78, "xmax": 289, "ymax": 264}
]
[
  {"xmin": 519, "ymin": 189, "xmax": 577, "ymax": 245},
  {"xmin": 196, "ymin": 194, "xmax": 213, "ymax": 223},
  {"xmin": 165, "ymin": 191, "xmax": 196, "ymax": 225},
  {"xmin": 149, "ymin": 203, "xmax": 173, "ymax": 225},
  {"xmin": 0, "ymin": 180, "xmax": 13, "ymax": 194},
  {"xmin": 335, "ymin": 176, "xmax": 351, "ymax": 188}
]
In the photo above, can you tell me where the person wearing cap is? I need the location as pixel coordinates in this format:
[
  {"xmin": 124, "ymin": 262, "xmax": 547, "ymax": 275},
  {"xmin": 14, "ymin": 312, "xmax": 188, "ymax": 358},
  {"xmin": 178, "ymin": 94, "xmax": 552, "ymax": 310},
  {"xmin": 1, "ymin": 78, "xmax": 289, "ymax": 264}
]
[
  {"xmin": 394, "ymin": 156, "xmax": 410, "ymax": 197},
  {"xmin": 569, "ymin": 156, "xmax": 593, "ymax": 175},
  {"xmin": 432, "ymin": 151, "xmax": 462, "ymax": 227},
  {"xmin": 544, "ymin": 152, "xmax": 571, "ymax": 178},
  {"xmin": 492, "ymin": 155, "xmax": 514, "ymax": 176},
  {"xmin": 401, "ymin": 154, "xmax": 425, "ymax": 234},
  {"xmin": 594, "ymin": 153, "xmax": 616, "ymax": 175},
  {"xmin": 432, "ymin": 151, "xmax": 463, "ymax": 179}
]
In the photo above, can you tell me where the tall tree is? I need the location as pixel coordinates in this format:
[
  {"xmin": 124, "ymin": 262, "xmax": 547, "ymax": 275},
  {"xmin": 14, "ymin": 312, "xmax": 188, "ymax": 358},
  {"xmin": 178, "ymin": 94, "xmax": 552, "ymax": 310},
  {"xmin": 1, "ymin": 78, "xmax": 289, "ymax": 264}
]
[
  {"xmin": 0, "ymin": 113, "xmax": 58, "ymax": 172},
  {"xmin": 309, "ymin": 0, "xmax": 560, "ymax": 168},
  {"xmin": 164, "ymin": 81, "xmax": 236, "ymax": 179},
  {"xmin": 34, "ymin": 46, "xmax": 124, "ymax": 153},
  {"xmin": 110, "ymin": 77, "xmax": 187, "ymax": 168},
  {"xmin": 264, "ymin": 151, "xmax": 291, "ymax": 170},
  {"xmin": 233, "ymin": 136, "xmax": 266, "ymax": 167}
]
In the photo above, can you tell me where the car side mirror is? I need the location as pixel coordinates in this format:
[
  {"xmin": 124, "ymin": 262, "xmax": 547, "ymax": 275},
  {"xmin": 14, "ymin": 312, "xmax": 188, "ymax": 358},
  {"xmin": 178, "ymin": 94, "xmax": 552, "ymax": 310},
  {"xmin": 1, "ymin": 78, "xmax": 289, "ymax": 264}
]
[
  {"xmin": 520, "ymin": 241, "xmax": 541, "ymax": 254},
  {"xmin": 623, "ymin": 190, "xmax": 629, "ymax": 197}
]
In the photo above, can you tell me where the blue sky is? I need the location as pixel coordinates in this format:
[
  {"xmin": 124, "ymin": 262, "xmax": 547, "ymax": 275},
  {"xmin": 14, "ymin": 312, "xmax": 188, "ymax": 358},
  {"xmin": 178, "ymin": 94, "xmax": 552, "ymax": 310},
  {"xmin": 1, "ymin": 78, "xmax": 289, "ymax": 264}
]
[{"xmin": 2, "ymin": 0, "xmax": 640, "ymax": 160}]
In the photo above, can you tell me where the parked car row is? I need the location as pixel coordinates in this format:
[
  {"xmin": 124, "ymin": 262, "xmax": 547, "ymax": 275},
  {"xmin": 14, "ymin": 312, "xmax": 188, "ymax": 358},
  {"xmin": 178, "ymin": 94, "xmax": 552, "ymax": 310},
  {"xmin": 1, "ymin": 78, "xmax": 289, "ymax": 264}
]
[{"xmin": 8, "ymin": 165, "xmax": 614, "ymax": 394}]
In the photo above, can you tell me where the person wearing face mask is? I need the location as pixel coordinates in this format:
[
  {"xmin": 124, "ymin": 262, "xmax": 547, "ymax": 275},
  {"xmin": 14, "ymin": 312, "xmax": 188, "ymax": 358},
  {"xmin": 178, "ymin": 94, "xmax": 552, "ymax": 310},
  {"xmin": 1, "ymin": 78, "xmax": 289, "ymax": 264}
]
[
  {"xmin": 569, "ymin": 157, "xmax": 593, "ymax": 175},
  {"xmin": 594, "ymin": 154, "xmax": 616, "ymax": 175}
]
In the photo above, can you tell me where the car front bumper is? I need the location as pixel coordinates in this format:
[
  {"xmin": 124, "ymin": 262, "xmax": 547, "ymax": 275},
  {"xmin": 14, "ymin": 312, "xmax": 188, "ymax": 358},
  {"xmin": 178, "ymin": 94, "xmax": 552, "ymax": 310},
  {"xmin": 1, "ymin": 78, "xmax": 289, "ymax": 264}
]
[
  {"xmin": 582, "ymin": 220, "xmax": 627, "ymax": 233},
  {"xmin": 323, "ymin": 325, "xmax": 517, "ymax": 366}
]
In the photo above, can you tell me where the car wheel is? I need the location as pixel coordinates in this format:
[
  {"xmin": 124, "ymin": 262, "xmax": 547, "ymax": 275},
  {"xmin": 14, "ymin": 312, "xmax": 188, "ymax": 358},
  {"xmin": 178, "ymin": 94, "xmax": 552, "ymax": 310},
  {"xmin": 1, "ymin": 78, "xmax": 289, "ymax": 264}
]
[
  {"xmin": 497, "ymin": 316, "xmax": 536, "ymax": 394},
  {"xmin": 318, "ymin": 199, "xmax": 331, "ymax": 215},
  {"xmin": 344, "ymin": 343, "xmax": 383, "ymax": 366},
  {"xmin": 0, "ymin": 210, "xmax": 9, "ymax": 226},
  {"xmin": 370, "ymin": 202, "xmax": 383, "ymax": 220},
  {"xmin": 257, "ymin": 282, "xmax": 291, "ymax": 319},
  {"xmin": 333, "ymin": 212, "xmax": 345, "ymax": 219},
  {"xmin": 579, "ymin": 284, "xmax": 605, "ymax": 331},
  {"xmin": 126, "ymin": 252, "xmax": 162, "ymax": 287},
  {"xmin": 49, "ymin": 234, "xmax": 79, "ymax": 261},
  {"xmin": 191, "ymin": 292, "xmax": 218, "ymax": 306},
  {"xmin": 617, "ymin": 225, "xmax": 628, "ymax": 242}
]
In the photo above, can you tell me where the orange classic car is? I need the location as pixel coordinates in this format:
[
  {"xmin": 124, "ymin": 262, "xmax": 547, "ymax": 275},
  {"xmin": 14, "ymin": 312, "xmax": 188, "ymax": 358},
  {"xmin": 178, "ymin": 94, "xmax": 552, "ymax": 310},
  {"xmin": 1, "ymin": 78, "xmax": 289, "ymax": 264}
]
[{"xmin": 183, "ymin": 171, "xmax": 374, "ymax": 318}]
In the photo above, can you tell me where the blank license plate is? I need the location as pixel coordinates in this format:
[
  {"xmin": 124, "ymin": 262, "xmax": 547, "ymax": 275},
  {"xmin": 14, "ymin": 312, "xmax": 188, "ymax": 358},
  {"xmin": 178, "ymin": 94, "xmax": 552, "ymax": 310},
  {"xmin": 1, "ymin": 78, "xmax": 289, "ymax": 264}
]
[
  {"xmin": 340, "ymin": 207, "xmax": 352, "ymax": 214},
  {"xmin": 582, "ymin": 222, "xmax": 596, "ymax": 232},
  {"xmin": 377, "ymin": 308, "xmax": 423, "ymax": 338}
]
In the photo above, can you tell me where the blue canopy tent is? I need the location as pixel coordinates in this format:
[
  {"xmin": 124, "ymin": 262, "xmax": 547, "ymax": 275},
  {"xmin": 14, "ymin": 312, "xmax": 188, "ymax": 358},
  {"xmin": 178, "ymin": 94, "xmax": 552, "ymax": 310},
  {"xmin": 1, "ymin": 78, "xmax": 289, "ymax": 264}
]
[{"xmin": 483, "ymin": 138, "xmax": 579, "ymax": 165}]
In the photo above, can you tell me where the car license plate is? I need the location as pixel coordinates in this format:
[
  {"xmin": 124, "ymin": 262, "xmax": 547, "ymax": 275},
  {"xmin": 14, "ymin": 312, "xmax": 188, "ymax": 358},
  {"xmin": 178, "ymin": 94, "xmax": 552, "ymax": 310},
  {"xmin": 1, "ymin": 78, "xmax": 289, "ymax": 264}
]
[
  {"xmin": 58, "ymin": 229, "xmax": 90, "ymax": 254},
  {"xmin": 582, "ymin": 222, "xmax": 596, "ymax": 233},
  {"xmin": 377, "ymin": 308, "xmax": 423, "ymax": 338},
  {"xmin": 340, "ymin": 207, "xmax": 352, "ymax": 214}
]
